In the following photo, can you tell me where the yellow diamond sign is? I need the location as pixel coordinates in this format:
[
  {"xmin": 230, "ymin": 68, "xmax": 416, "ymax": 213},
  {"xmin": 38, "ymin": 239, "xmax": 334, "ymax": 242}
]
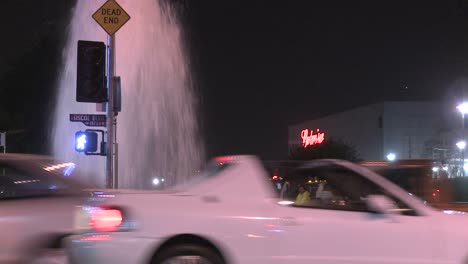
[{"xmin": 92, "ymin": 0, "xmax": 131, "ymax": 36}]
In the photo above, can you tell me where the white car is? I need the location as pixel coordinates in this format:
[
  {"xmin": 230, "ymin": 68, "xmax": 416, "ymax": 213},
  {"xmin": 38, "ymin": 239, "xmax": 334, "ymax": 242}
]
[
  {"xmin": 0, "ymin": 153, "xmax": 89, "ymax": 263},
  {"xmin": 66, "ymin": 155, "xmax": 468, "ymax": 264}
]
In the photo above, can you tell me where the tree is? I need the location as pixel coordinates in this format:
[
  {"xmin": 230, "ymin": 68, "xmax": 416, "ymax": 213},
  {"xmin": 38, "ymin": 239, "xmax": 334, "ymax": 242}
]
[{"xmin": 289, "ymin": 139, "xmax": 360, "ymax": 162}]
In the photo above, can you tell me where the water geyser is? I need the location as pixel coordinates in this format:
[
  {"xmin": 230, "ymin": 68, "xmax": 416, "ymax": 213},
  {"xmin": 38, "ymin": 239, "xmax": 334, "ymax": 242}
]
[{"xmin": 52, "ymin": 0, "xmax": 204, "ymax": 188}]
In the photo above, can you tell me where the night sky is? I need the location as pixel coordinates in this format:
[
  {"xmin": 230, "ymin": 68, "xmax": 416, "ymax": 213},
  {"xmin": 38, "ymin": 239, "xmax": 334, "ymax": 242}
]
[{"xmin": 2, "ymin": 0, "xmax": 468, "ymax": 159}]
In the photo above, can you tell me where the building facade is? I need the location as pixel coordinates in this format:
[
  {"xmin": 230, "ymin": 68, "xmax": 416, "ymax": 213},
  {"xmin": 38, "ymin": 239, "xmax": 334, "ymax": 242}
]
[{"xmin": 288, "ymin": 101, "xmax": 447, "ymax": 161}]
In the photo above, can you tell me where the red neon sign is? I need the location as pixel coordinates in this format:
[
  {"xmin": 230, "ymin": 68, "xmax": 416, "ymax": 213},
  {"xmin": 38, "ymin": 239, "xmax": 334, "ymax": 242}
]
[{"xmin": 301, "ymin": 129, "xmax": 325, "ymax": 148}]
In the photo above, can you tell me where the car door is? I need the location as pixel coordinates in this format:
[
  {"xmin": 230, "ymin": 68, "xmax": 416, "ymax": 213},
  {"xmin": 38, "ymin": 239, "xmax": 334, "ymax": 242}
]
[
  {"xmin": 266, "ymin": 164, "xmax": 447, "ymax": 264},
  {"xmin": 0, "ymin": 161, "xmax": 79, "ymax": 262}
]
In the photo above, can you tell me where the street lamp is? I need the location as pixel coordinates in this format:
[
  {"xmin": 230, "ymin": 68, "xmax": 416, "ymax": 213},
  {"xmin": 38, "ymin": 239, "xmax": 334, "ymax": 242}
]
[
  {"xmin": 152, "ymin": 178, "xmax": 160, "ymax": 185},
  {"xmin": 152, "ymin": 177, "xmax": 165, "ymax": 186},
  {"xmin": 386, "ymin": 153, "xmax": 396, "ymax": 161},
  {"xmin": 457, "ymin": 141, "xmax": 466, "ymax": 177},
  {"xmin": 457, "ymin": 141, "xmax": 466, "ymax": 150},
  {"xmin": 457, "ymin": 102, "xmax": 468, "ymax": 115},
  {"xmin": 457, "ymin": 102, "xmax": 468, "ymax": 131},
  {"xmin": 457, "ymin": 103, "xmax": 468, "ymax": 177}
]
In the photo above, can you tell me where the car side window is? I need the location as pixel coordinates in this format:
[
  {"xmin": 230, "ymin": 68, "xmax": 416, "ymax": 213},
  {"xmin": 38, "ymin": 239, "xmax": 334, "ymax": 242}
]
[
  {"xmin": 282, "ymin": 165, "xmax": 418, "ymax": 216},
  {"xmin": 0, "ymin": 164, "xmax": 68, "ymax": 200}
]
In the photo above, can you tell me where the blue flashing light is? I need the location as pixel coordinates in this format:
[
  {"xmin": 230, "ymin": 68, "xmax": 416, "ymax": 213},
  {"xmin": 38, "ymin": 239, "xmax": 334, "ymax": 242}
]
[
  {"xmin": 76, "ymin": 134, "xmax": 86, "ymax": 151},
  {"xmin": 74, "ymin": 131, "xmax": 98, "ymax": 153}
]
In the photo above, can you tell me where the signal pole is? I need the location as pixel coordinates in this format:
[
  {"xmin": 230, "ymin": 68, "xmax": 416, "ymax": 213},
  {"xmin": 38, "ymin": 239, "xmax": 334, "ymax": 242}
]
[
  {"xmin": 106, "ymin": 34, "xmax": 116, "ymax": 189},
  {"xmin": 1, "ymin": 132, "xmax": 5, "ymax": 154},
  {"xmin": 91, "ymin": 0, "xmax": 130, "ymax": 189}
]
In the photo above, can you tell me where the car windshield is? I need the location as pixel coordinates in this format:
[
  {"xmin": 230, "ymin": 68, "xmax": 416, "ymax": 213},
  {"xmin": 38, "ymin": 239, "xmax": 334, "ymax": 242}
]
[
  {"xmin": 367, "ymin": 165, "xmax": 468, "ymax": 205},
  {"xmin": 170, "ymin": 158, "xmax": 233, "ymax": 191},
  {"xmin": 262, "ymin": 160, "xmax": 418, "ymax": 215},
  {"xmin": 262, "ymin": 160, "xmax": 303, "ymax": 196},
  {"xmin": 371, "ymin": 167, "xmax": 427, "ymax": 198}
]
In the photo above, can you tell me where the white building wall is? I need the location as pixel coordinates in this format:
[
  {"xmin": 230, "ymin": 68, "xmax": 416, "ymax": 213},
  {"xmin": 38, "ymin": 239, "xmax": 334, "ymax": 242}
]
[
  {"xmin": 288, "ymin": 101, "xmax": 443, "ymax": 161},
  {"xmin": 382, "ymin": 102, "xmax": 442, "ymax": 160},
  {"xmin": 288, "ymin": 103, "xmax": 384, "ymax": 160}
]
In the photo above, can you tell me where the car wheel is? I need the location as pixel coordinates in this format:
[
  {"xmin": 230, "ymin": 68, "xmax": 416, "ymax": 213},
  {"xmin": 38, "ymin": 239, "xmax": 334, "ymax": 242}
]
[{"xmin": 152, "ymin": 244, "xmax": 224, "ymax": 264}]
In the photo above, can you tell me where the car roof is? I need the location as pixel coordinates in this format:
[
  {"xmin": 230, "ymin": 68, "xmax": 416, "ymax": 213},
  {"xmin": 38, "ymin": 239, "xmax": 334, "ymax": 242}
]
[
  {"xmin": 360, "ymin": 159, "xmax": 432, "ymax": 168},
  {"xmin": 263, "ymin": 159, "xmax": 353, "ymax": 170},
  {"xmin": 0, "ymin": 153, "xmax": 53, "ymax": 162}
]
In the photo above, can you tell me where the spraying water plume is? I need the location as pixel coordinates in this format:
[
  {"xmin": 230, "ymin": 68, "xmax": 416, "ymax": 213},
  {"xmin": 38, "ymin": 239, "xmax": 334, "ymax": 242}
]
[{"xmin": 52, "ymin": 0, "xmax": 204, "ymax": 188}]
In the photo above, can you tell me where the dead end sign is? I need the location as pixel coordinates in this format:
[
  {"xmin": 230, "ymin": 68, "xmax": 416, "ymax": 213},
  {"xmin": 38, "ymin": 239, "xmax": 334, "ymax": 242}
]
[{"xmin": 92, "ymin": 0, "xmax": 131, "ymax": 36}]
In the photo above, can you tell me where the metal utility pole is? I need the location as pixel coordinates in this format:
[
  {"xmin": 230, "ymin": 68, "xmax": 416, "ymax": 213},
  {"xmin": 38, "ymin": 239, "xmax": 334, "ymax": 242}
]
[
  {"xmin": 408, "ymin": 135, "xmax": 412, "ymax": 159},
  {"xmin": 106, "ymin": 34, "xmax": 116, "ymax": 189},
  {"xmin": 461, "ymin": 149, "xmax": 465, "ymax": 177},
  {"xmin": 1, "ymin": 132, "xmax": 4, "ymax": 176},
  {"xmin": 92, "ymin": 0, "xmax": 130, "ymax": 189},
  {"xmin": 460, "ymin": 113, "xmax": 466, "ymax": 177},
  {"xmin": 1, "ymin": 132, "xmax": 5, "ymax": 153}
]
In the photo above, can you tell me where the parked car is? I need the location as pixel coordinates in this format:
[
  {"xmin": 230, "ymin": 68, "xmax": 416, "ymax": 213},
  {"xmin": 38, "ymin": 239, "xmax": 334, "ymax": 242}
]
[
  {"xmin": 67, "ymin": 155, "xmax": 468, "ymax": 264},
  {"xmin": 0, "ymin": 153, "xmax": 90, "ymax": 263}
]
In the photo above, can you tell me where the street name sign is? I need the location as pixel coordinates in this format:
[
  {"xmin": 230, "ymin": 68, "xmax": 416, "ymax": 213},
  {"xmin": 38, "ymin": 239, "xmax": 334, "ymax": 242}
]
[{"xmin": 70, "ymin": 114, "xmax": 107, "ymax": 127}]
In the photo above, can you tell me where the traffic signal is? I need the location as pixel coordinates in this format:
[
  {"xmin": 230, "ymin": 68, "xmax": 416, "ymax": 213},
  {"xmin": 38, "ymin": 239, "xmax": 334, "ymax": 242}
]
[
  {"xmin": 76, "ymin": 40, "xmax": 107, "ymax": 103},
  {"xmin": 75, "ymin": 131, "xmax": 98, "ymax": 153}
]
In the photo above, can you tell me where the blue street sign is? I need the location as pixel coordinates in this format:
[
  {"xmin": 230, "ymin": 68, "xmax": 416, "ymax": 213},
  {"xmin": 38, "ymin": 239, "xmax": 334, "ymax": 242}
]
[{"xmin": 69, "ymin": 114, "xmax": 107, "ymax": 127}]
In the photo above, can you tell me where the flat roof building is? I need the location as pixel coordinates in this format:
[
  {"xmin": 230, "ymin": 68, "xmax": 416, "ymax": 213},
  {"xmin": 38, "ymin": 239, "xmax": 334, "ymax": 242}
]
[{"xmin": 288, "ymin": 101, "xmax": 444, "ymax": 161}]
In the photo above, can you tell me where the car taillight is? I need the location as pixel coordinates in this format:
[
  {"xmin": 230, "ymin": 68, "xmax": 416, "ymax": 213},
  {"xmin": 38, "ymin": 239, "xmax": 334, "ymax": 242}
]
[{"xmin": 90, "ymin": 208, "xmax": 123, "ymax": 232}]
